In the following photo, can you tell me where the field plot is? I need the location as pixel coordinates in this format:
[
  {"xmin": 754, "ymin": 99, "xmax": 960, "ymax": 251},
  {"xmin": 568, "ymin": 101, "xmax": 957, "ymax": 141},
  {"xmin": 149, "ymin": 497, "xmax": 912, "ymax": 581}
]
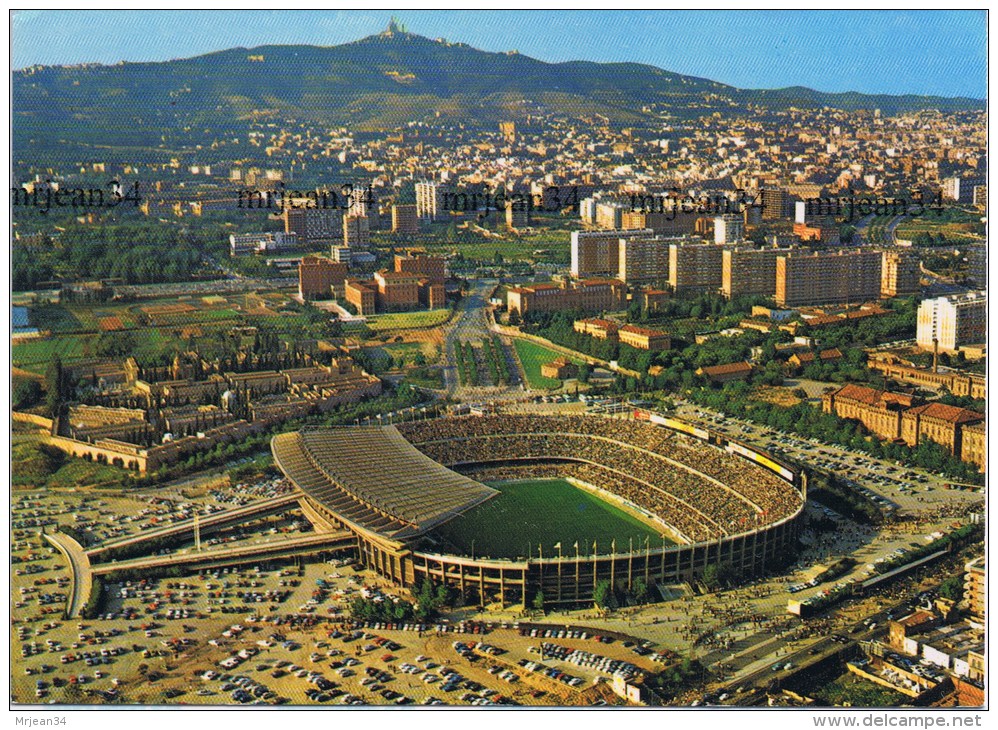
[
  {"xmin": 895, "ymin": 208, "xmax": 985, "ymax": 243},
  {"xmin": 512, "ymin": 339, "xmax": 583, "ymax": 390},
  {"xmin": 98, "ymin": 315, "xmax": 125, "ymax": 331},
  {"xmin": 431, "ymin": 478, "xmax": 668, "ymax": 560},
  {"xmin": 367, "ymin": 309, "xmax": 451, "ymax": 332},
  {"xmin": 28, "ymin": 304, "xmax": 89, "ymax": 333},
  {"xmin": 12, "ymin": 334, "xmax": 96, "ymax": 371}
]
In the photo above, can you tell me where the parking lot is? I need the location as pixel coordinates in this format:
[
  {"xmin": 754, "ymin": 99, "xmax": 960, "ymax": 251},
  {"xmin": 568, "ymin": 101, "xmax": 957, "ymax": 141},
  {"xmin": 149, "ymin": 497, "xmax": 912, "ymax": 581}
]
[{"xmin": 13, "ymin": 480, "xmax": 653, "ymax": 707}]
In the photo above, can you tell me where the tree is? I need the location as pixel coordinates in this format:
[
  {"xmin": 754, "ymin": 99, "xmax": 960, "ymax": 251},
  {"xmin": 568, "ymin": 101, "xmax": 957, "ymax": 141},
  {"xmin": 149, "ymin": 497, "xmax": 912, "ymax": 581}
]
[
  {"xmin": 95, "ymin": 331, "xmax": 137, "ymax": 358},
  {"xmin": 532, "ymin": 590, "xmax": 545, "ymax": 612},
  {"xmin": 13, "ymin": 379, "xmax": 43, "ymax": 410},
  {"xmin": 45, "ymin": 355, "xmax": 65, "ymax": 415},
  {"xmin": 593, "ymin": 579, "xmax": 618, "ymax": 610},
  {"xmin": 508, "ymin": 309, "xmax": 521, "ymax": 327},
  {"xmin": 702, "ymin": 563, "xmax": 732, "ymax": 591},
  {"xmin": 938, "ymin": 575, "xmax": 964, "ymax": 603},
  {"xmin": 629, "ymin": 577, "xmax": 653, "ymax": 604}
]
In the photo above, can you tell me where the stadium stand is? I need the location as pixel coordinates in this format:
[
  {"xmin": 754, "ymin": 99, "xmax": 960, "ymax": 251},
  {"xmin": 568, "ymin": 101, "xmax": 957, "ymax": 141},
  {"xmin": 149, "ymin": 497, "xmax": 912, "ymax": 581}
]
[
  {"xmin": 397, "ymin": 415, "xmax": 803, "ymax": 542},
  {"xmin": 272, "ymin": 428, "xmax": 497, "ymax": 538}
]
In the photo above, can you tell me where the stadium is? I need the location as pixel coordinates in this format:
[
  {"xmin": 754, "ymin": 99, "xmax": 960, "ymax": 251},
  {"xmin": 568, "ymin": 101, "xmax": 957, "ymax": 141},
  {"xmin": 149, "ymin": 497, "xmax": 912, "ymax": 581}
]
[{"xmin": 271, "ymin": 413, "xmax": 807, "ymax": 607}]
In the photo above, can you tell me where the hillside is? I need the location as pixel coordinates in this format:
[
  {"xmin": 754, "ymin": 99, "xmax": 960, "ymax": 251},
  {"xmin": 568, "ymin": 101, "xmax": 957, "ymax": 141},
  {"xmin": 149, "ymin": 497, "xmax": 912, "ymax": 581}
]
[{"xmin": 13, "ymin": 29, "xmax": 984, "ymax": 154}]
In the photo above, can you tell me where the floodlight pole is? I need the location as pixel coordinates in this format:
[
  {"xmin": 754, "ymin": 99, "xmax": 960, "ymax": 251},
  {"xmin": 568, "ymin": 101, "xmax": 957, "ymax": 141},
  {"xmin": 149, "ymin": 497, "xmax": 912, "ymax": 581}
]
[
  {"xmin": 557, "ymin": 543, "xmax": 562, "ymax": 603},
  {"xmin": 575, "ymin": 542, "xmax": 580, "ymax": 603}
]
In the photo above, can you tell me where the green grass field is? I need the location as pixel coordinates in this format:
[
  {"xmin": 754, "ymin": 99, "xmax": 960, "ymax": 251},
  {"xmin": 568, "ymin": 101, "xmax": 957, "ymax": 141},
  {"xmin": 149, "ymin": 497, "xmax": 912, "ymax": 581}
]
[
  {"xmin": 431, "ymin": 478, "xmax": 669, "ymax": 560},
  {"xmin": 512, "ymin": 339, "xmax": 583, "ymax": 390},
  {"xmin": 12, "ymin": 334, "xmax": 96, "ymax": 371},
  {"xmin": 367, "ymin": 309, "xmax": 451, "ymax": 332}
]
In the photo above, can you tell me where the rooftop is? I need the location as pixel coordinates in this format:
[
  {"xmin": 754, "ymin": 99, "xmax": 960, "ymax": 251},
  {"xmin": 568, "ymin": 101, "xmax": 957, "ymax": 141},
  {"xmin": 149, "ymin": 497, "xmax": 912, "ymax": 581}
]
[{"xmin": 904, "ymin": 402, "xmax": 984, "ymax": 425}]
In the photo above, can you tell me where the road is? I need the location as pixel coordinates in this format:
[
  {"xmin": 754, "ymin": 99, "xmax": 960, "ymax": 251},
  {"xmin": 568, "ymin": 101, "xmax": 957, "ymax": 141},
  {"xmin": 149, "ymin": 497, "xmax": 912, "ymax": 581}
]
[
  {"xmin": 443, "ymin": 280, "xmax": 524, "ymax": 401},
  {"xmin": 91, "ymin": 530, "xmax": 355, "ymax": 576},
  {"xmin": 44, "ymin": 531, "xmax": 93, "ymax": 619},
  {"xmin": 856, "ymin": 212, "xmax": 908, "ymax": 245},
  {"xmin": 86, "ymin": 493, "xmax": 302, "ymax": 559},
  {"xmin": 885, "ymin": 214, "xmax": 907, "ymax": 244},
  {"xmin": 721, "ymin": 575, "xmax": 950, "ymax": 697}
]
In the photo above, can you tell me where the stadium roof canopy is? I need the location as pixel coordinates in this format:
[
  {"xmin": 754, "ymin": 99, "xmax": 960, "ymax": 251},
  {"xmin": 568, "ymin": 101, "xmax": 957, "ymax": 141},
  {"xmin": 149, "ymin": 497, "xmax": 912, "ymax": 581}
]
[{"xmin": 272, "ymin": 427, "xmax": 497, "ymax": 539}]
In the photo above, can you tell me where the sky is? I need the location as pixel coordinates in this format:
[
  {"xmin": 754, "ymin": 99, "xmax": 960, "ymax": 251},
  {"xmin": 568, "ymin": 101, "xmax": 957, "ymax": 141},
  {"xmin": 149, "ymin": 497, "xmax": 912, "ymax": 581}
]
[{"xmin": 11, "ymin": 10, "xmax": 987, "ymax": 99}]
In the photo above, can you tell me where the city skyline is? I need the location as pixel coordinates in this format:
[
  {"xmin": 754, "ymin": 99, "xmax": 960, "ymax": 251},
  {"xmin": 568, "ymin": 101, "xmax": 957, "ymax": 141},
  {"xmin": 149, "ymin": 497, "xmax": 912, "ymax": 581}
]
[{"xmin": 12, "ymin": 10, "xmax": 988, "ymax": 99}]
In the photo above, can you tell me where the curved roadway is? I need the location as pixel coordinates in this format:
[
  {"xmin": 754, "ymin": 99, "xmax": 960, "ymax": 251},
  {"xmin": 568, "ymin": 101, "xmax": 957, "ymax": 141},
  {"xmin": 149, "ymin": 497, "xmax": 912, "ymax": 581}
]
[{"xmin": 45, "ymin": 531, "xmax": 93, "ymax": 619}]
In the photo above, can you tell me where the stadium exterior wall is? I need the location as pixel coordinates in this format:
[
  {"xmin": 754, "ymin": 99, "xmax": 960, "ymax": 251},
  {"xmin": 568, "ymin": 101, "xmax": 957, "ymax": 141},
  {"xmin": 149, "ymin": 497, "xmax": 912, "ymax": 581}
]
[
  {"xmin": 299, "ymin": 479, "xmax": 805, "ymax": 608},
  {"xmin": 305, "ymin": 498, "xmax": 804, "ymax": 607}
]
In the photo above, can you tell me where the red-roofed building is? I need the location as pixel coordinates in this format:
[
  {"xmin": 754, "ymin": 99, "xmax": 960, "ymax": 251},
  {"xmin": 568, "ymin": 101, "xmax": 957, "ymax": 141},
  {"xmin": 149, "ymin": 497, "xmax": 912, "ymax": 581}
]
[
  {"xmin": 573, "ymin": 317, "xmax": 620, "ymax": 340},
  {"xmin": 822, "ymin": 384, "xmax": 918, "ymax": 440},
  {"xmin": 696, "ymin": 361, "xmax": 753, "ymax": 384},
  {"xmin": 507, "ymin": 278, "xmax": 625, "ymax": 315},
  {"xmin": 619, "ymin": 324, "xmax": 671, "ymax": 351},
  {"xmin": 540, "ymin": 357, "xmax": 578, "ymax": 380},
  {"xmin": 787, "ymin": 347, "xmax": 844, "ymax": 372},
  {"xmin": 902, "ymin": 403, "xmax": 985, "ymax": 469},
  {"xmin": 823, "ymin": 384, "xmax": 985, "ymax": 472}
]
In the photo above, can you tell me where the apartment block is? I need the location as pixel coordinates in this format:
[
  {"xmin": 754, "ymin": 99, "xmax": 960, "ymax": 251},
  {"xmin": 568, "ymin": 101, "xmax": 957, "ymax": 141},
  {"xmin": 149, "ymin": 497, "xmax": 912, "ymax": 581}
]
[
  {"xmin": 618, "ymin": 236, "xmax": 675, "ymax": 285},
  {"xmin": 916, "ymin": 292, "xmax": 987, "ymax": 353},
  {"xmin": 721, "ymin": 246, "xmax": 793, "ymax": 299},
  {"xmin": 714, "ymin": 214, "xmax": 744, "ymax": 244},
  {"xmin": 881, "ymin": 249, "xmax": 921, "ymax": 297},
  {"xmin": 966, "ymin": 244, "xmax": 986, "ymax": 288},
  {"xmin": 283, "ymin": 207, "xmax": 342, "ymax": 244},
  {"xmin": 964, "ymin": 557, "xmax": 985, "ymax": 620},
  {"xmin": 760, "ymin": 187, "xmax": 792, "ymax": 220},
  {"xmin": 668, "ymin": 241, "xmax": 727, "ymax": 294},
  {"xmin": 775, "ymin": 249, "xmax": 882, "ymax": 307},
  {"xmin": 415, "ymin": 180, "xmax": 448, "ymax": 221},
  {"xmin": 391, "ymin": 204, "xmax": 420, "ymax": 235},
  {"xmin": 343, "ymin": 214, "xmax": 371, "ymax": 248},
  {"xmin": 595, "ymin": 201, "xmax": 626, "ymax": 229},
  {"xmin": 570, "ymin": 229, "xmax": 654, "ymax": 278},
  {"xmin": 505, "ymin": 199, "xmax": 531, "ymax": 229}
]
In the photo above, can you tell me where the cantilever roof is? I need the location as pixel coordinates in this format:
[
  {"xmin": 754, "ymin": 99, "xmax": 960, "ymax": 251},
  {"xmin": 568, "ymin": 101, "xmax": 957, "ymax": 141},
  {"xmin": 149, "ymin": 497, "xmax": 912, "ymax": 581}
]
[{"xmin": 272, "ymin": 427, "xmax": 497, "ymax": 539}]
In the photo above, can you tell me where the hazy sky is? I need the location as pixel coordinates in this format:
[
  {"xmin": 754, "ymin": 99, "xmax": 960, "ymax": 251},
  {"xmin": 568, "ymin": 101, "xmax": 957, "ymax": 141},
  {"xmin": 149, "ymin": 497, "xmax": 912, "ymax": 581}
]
[{"xmin": 11, "ymin": 10, "xmax": 987, "ymax": 98}]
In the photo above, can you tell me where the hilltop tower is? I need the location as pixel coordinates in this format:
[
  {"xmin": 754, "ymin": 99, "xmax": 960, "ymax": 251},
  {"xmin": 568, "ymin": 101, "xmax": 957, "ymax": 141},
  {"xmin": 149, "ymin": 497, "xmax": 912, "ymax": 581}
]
[{"xmin": 383, "ymin": 17, "xmax": 406, "ymax": 36}]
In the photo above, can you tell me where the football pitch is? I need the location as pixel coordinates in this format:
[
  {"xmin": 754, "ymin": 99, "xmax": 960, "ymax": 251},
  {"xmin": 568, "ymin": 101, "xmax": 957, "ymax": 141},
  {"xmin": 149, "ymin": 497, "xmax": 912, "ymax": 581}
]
[{"xmin": 431, "ymin": 478, "xmax": 671, "ymax": 560}]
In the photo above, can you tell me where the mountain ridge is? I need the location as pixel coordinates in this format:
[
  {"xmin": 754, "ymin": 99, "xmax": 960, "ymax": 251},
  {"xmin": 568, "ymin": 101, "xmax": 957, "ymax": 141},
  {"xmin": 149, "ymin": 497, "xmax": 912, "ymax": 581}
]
[{"xmin": 13, "ymin": 30, "xmax": 984, "ymax": 154}]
